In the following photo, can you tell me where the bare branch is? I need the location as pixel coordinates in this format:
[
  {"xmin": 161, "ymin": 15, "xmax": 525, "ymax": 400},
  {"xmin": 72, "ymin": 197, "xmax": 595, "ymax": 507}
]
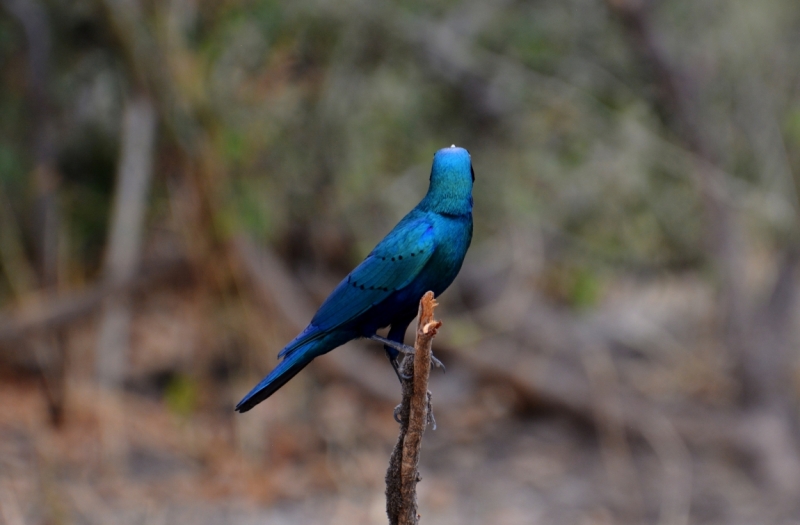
[{"xmin": 386, "ymin": 291, "xmax": 439, "ymax": 525}]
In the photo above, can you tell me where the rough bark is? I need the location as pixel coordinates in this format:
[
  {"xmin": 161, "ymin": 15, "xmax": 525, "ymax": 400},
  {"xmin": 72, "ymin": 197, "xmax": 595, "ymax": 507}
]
[{"xmin": 386, "ymin": 291, "xmax": 439, "ymax": 525}]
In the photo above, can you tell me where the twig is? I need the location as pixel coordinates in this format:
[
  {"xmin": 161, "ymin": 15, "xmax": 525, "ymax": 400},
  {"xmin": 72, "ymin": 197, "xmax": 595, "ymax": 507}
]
[{"xmin": 386, "ymin": 291, "xmax": 440, "ymax": 525}]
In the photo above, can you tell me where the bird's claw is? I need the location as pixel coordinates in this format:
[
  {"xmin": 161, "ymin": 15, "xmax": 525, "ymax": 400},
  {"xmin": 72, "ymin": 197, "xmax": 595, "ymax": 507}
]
[
  {"xmin": 369, "ymin": 335, "xmax": 415, "ymax": 355},
  {"xmin": 393, "ymin": 404, "xmax": 403, "ymax": 424},
  {"xmin": 370, "ymin": 334, "xmax": 445, "ymax": 374}
]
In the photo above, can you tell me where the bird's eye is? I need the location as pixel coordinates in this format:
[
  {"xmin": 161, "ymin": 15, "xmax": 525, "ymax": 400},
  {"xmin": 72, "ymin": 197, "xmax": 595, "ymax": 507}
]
[{"xmin": 470, "ymin": 166, "xmax": 475, "ymax": 182}]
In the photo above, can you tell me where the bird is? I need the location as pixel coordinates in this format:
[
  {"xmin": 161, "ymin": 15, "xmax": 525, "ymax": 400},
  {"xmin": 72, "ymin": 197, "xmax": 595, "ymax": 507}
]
[{"xmin": 235, "ymin": 145, "xmax": 474, "ymax": 413}]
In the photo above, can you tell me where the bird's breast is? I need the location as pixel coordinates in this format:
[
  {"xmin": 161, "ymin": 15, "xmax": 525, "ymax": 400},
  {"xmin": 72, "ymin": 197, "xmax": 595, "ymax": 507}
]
[{"xmin": 419, "ymin": 213, "xmax": 473, "ymax": 295}]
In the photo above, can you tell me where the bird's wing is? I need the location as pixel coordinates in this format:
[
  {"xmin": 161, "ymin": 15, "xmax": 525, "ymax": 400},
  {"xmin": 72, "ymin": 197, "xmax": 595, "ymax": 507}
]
[
  {"xmin": 312, "ymin": 216, "xmax": 436, "ymax": 329},
  {"xmin": 277, "ymin": 216, "xmax": 436, "ymax": 359}
]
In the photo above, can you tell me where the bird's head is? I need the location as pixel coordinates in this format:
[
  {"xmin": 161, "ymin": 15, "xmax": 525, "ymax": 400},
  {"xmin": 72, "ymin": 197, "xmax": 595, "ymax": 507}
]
[{"xmin": 421, "ymin": 145, "xmax": 474, "ymax": 215}]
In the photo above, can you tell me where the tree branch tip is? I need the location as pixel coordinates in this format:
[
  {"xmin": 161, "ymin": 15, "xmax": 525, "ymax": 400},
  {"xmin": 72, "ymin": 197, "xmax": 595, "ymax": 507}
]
[
  {"xmin": 420, "ymin": 291, "xmax": 438, "ymax": 307},
  {"xmin": 422, "ymin": 320, "xmax": 442, "ymax": 335}
]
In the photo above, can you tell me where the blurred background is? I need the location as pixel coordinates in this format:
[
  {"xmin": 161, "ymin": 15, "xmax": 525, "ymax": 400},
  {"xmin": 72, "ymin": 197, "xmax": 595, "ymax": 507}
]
[{"xmin": 1, "ymin": 0, "xmax": 800, "ymax": 523}]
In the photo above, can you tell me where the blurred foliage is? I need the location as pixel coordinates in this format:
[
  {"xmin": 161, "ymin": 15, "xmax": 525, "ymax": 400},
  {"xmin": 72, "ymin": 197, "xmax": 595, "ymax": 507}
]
[
  {"xmin": 2, "ymin": 1, "xmax": 800, "ymax": 523},
  {"xmin": 164, "ymin": 372, "xmax": 199, "ymax": 417},
  {"xmin": 0, "ymin": 0, "xmax": 798, "ymax": 302}
]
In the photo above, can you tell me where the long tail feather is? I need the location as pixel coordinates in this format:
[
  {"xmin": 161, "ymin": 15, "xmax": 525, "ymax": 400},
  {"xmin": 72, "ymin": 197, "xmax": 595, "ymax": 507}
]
[{"xmin": 235, "ymin": 348, "xmax": 315, "ymax": 413}]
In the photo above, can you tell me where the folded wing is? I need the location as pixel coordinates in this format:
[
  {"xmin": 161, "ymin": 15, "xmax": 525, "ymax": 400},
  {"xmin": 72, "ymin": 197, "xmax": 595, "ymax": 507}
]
[{"xmin": 278, "ymin": 215, "xmax": 436, "ymax": 359}]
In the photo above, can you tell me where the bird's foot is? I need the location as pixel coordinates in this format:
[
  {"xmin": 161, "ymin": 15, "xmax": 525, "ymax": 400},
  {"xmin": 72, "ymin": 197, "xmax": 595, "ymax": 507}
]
[
  {"xmin": 369, "ymin": 335, "xmax": 415, "ymax": 355},
  {"xmin": 393, "ymin": 402, "xmax": 436, "ymax": 429},
  {"xmin": 369, "ymin": 334, "xmax": 446, "ymax": 373},
  {"xmin": 391, "ymin": 357, "xmax": 412, "ymax": 381}
]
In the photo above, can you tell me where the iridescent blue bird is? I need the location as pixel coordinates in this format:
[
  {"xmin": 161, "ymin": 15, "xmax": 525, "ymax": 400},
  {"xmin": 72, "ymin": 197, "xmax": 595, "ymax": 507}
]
[{"xmin": 235, "ymin": 146, "xmax": 474, "ymax": 412}]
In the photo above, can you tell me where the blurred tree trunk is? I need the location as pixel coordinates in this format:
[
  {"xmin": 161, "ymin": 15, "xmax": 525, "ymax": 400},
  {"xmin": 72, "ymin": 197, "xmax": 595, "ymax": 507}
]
[{"xmin": 95, "ymin": 95, "xmax": 157, "ymax": 389}]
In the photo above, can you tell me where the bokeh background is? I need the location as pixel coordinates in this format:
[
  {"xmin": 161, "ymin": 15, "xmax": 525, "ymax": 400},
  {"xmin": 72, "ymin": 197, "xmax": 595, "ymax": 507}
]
[{"xmin": 2, "ymin": 0, "xmax": 800, "ymax": 523}]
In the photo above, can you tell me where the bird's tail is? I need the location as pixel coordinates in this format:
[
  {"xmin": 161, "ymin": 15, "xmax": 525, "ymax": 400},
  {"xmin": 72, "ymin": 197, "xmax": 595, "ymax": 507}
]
[{"xmin": 235, "ymin": 345, "xmax": 316, "ymax": 413}]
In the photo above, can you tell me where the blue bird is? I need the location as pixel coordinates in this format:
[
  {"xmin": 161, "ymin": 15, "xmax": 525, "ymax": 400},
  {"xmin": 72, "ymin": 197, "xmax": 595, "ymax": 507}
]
[{"xmin": 235, "ymin": 146, "xmax": 474, "ymax": 413}]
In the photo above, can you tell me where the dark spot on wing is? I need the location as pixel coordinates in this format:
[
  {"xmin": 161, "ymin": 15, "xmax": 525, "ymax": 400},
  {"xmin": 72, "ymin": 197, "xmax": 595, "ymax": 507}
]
[
  {"xmin": 359, "ymin": 284, "xmax": 365, "ymax": 290},
  {"xmin": 398, "ymin": 255, "xmax": 403, "ymax": 260},
  {"xmin": 391, "ymin": 257, "xmax": 395, "ymax": 261}
]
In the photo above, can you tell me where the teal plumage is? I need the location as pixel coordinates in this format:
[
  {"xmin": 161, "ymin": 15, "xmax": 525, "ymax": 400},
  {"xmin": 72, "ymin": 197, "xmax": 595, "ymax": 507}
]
[{"xmin": 236, "ymin": 146, "xmax": 474, "ymax": 412}]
